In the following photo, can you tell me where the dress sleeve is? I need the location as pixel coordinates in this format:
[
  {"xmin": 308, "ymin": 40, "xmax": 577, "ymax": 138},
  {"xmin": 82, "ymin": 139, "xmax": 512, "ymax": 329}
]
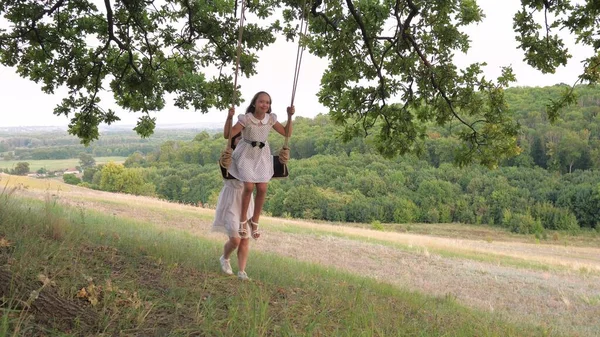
[
  {"xmin": 269, "ymin": 113, "xmax": 278, "ymax": 126},
  {"xmin": 237, "ymin": 114, "xmax": 247, "ymax": 127}
]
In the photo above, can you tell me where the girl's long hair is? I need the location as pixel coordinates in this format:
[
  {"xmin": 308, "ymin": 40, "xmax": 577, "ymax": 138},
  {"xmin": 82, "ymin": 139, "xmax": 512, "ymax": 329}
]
[{"xmin": 245, "ymin": 91, "xmax": 272, "ymax": 114}]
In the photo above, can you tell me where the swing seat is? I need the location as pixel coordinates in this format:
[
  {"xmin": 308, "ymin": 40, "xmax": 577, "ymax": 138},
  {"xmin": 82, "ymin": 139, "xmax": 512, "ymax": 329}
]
[
  {"xmin": 220, "ymin": 155, "xmax": 288, "ymax": 180},
  {"xmin": 272, "ymin": 155, "xmax": 289, "ymax": 178}
]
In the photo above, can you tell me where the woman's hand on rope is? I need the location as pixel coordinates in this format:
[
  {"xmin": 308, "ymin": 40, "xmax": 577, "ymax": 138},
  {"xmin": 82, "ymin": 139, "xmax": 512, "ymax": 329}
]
[
  {"xmin": 279, "ymin": 105, "xmax": 294, "ymax": 164},
  {"xmin": 278, "ymin": 146, "xmax": 290, "ymax": 165},
  {"xmin": 219, "ymin": 147, "xmax": 233, "ymax": 169},
  {"xmin": 228, "ymin": 107, "xmax": 236, "ymax": 119}
]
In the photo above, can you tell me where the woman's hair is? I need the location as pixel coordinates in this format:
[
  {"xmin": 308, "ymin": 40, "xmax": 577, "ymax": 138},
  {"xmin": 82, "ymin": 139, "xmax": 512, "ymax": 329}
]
[{"xmin": 245, "ymin": 91, "xmax": 272, "ymax": 114}]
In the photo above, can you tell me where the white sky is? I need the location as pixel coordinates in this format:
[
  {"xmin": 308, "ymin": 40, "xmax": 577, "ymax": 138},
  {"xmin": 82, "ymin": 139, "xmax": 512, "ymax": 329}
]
[{"xmin": 0, "ymin": 0, "xmax": 591, "ymax": 128}]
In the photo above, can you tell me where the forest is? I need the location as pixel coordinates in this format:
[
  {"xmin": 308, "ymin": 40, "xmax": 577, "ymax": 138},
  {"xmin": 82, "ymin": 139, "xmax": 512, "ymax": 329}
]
[{"xmin": 2, "ymin": 85, "xmax": 599, "ymax": 234}]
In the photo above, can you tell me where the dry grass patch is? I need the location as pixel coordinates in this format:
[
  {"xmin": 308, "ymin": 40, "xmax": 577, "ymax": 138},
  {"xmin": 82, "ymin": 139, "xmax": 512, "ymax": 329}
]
[
  {"xmin": 0, "ymin": 173, "xmax": 71, "ymax": 192},
  {"xmin": 264, "ymin": 217, "xmax": 600, "ymax": 273}
]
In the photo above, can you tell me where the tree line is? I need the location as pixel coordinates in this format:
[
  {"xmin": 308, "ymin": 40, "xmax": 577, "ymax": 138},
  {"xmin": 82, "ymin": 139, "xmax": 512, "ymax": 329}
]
[
  {"xmin": 56, "ymin": 85, "xmax": 600, "ymax": 234},
  {"xmin": 0, "ymin": 129, "xmax": 202, "ymax": 161}
]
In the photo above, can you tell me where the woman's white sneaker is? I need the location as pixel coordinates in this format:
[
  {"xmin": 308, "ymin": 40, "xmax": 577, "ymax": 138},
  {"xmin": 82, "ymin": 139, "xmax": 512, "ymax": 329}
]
[{"xmin": 219, "ymin": 255, "xmax": 233, "ymax": 275}]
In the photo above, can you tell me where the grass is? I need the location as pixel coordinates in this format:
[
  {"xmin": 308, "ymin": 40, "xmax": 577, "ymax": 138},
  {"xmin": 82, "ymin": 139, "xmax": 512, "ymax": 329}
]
[
  {"xmin": 0, "ymin": 173, "xmax": 72, "ymax": 191},
  {"xmin": 0, "ymin": 156, "xmax": 127, "ymax": 172},
  {"xmin": 317, "ymin": 219, "xmax": 600, "ymax": 248},
  {"xmin": 273, "ymin": 224, "xmax": 565, "ymax": 272},
  {"xmin": 57, "ymin": 195, "xmax": 599, "ymax": 275},
  {"xmin": 0, "ymin": 192, "xmax": 554, "ymax": 336}
]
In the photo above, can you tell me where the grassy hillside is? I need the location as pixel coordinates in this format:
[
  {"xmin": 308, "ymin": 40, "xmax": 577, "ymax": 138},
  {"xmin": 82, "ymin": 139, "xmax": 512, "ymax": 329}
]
[{"xmin": 0, "ymin": 184, "xmax": 553, "ymax": 336}]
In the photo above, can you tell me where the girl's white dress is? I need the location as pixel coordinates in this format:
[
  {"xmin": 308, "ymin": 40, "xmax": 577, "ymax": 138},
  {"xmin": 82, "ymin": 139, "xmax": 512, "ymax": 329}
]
[
  {"xmin": 226, "ymin": 113, "xmax": 277, "ymax": 183},
  {"xmin": 211, "ymin": 179, "xmax": 254, "ymax": 238}
]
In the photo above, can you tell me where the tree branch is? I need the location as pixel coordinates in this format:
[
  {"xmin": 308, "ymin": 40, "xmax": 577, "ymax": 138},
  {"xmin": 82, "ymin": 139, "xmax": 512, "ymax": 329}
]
[
  {"xmin": 345, "ymin": 0, "xmax": 387, "ymax": 106},
  {"xmin": 311, "ymin": 0, "xmax": 338, "ymax": 31},
  {"xmin": 33, "ymin": 0, "xmax": 66, "ymax": 21},
  {"xmin": 104, "ymin": 0, "xmax": 143, "ymax": 77},
  {"xmin": 25, "ymin": 0, "xmax": 67, "ymax": 57},
  {"xmin": 403, "ymin": 0, "xmax": 481, "ymax": 144}
]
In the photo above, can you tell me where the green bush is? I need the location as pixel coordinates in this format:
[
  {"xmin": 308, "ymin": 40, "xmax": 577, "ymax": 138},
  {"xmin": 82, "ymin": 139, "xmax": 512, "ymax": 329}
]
[
  {"xmin": 78, "ymin": 182, "xmax": 93, "ymax": 189},
  {"xmin": 438, "ymin": 204, "xmax": 452, "ymax": 223},
  {"xmin": 393, "ymin": 198, "xmax": 418, "ymax": 223},
  {"xmin": 371, "ymin": 220, "xmax": 384, "ymax": 231},
  {"xmin": 63, "ymin": 174, "xmax": 82, "ymax": 185},
  {"xmin": 503, "ymin": 210, "xmax": 544, "ymax": 234},
  {"xmin": 531, "ymin": 202, "xmax": 579, "ymax": 231},
  {"xmin": 452, "ymin": 199, "xmax": 476, "ymax": 224},
  {"xmin": 422, "ymin": 207, "xmax": 440, "ymax": 223}
]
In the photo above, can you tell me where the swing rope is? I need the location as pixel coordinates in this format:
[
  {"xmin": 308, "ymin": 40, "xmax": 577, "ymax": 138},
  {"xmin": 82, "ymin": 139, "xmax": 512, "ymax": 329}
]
[
  {"xmin": 279, "ymin": 0, "xmax": 310, "ymax": 169},
  {"xmin": 220, "ymin": 0, "xmax": 247, "ymax": 173}
]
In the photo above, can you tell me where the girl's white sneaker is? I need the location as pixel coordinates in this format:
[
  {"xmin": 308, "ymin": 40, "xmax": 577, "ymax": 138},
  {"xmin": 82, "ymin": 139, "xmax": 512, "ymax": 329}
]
[{"xmin": 237, "ymin": 271, "xmax": 250, "ymax": 281}]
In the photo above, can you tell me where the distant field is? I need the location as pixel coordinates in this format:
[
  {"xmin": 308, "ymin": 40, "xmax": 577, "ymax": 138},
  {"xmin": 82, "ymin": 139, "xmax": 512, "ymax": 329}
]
[{"xmin": 0, "ymin": 156, "xmax": 127, "ymax": 171}]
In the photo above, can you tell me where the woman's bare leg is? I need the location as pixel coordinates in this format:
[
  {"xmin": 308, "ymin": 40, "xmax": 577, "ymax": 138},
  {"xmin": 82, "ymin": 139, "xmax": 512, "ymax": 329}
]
[
  {"xmin": 223, "ymin": 237, "xmax": 241, "ymax": 259},
  {"xmin": 237, "ymin": 238, "xmax": 250, "ymax": 272}
]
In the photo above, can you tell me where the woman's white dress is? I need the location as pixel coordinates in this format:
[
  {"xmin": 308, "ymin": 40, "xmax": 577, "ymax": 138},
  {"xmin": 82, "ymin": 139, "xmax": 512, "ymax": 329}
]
[
  {"xmin": 211, "ymin": 179, "xmax": 254, "ymax": 238},
  {"xmin": 226, "ymin": 113, "xmax": 277, "ymax": 183}
]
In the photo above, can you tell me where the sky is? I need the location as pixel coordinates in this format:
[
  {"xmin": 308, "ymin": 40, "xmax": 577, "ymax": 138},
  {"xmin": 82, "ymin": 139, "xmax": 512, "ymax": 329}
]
[{"xmin": 0, "ymin": 0, "xmax": 591, "ymax": 128}]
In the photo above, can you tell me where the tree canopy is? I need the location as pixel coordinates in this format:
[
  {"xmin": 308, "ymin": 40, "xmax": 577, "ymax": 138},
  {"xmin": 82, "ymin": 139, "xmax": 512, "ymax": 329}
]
[{"xmin": 1, "ymin": 0, "xmax": 598, "ymax": 166}]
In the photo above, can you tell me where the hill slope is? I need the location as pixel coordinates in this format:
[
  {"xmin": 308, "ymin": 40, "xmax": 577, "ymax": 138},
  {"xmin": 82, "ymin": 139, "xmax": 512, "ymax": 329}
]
[{"xmin": 4, "ymin": 174, "xmax": 599, "ymax": 336}]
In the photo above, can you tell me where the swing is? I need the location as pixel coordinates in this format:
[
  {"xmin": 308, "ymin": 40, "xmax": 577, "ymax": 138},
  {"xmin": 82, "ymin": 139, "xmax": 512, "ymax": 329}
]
[{"xmin": 219, "ymin": 0, "xmax": 309, "ymax": 180}]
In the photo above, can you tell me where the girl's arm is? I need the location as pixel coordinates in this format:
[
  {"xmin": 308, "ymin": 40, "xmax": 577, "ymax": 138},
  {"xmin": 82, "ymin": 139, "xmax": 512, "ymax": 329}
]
[
  {"xmin": 273, "ymin": 106, "xmax": 295, "ymax": 137},
  {"xmin": 224, "ymin": 107, "xmax": 243, "ymax": 138}
]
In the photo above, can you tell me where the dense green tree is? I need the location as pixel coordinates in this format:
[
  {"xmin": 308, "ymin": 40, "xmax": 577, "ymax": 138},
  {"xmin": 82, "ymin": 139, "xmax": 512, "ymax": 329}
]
[
  {"xmin": 120, "ymin": 168, "xmax": 154, "ymax": 196},
  {"xmin": 530, "ymin": 135, "xmax": 548, "ymax": 168},
  {"xmin": 157, "ymin": 175, "xmax": 184, "ymax": 201},
  {"xmin": 557, "ymin": 184, "xmax": 600, "ymax": 229},
  {"xmin": 82, "ymin": 167, "xmax": 98, "ymax": 183},
  {"xmin": 591, "ymin": 147, "xmax": 600, "ymax": 169},
  {"xmin": 5, "ymin": 1, "xmax": 598, "ymax": 166},
  {"xmin": 79, "ymin": 152, "xmax": 96, "ymax": 169},
  {"xmin": 99, "ymin": 162, "xmax": 125, "ymax": 192},
  {"xmin": 393, "ymin": 198, "xmax": 419, "ymax": 224},
  {"xmin": 415, "ymin": 180, "xmax": 459, "ymax": 223},
  {"xmin": 550, "ymin": 131, "xmax": 588, "ymax": 173},
  {"xmin": 193, "ymin": 131, "xmax": 211, "ymax": 143},
  {"xmin": 283, "ymin": 185, "xmax": 325, "ymax": 219},
  {"xmin": 12, "ymin": 162, "xmax": 29, "ymax": 175},
  {"xmin": 351, "ymin": 171, "xmax": 387, "ymax": 198},
  {"xmin": 124, "ymin": 152, "xmax": 146, "ymax": 168},
  {"xmin": 182, "ymin": 173, "xmax": 221, "ymax": 205}
]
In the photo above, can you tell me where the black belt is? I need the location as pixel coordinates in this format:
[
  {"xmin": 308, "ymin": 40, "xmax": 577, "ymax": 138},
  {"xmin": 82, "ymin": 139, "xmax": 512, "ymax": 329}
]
[{"xmin": 244, "ymin": 139, "xmax": 265, "ymax": 148}]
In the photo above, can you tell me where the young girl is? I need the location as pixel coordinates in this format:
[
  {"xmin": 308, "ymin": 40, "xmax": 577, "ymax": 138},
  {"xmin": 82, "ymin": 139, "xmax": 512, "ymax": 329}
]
[{"xmin": 226, "ymin": 91, "xmax": 294, "ymax": 262}]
